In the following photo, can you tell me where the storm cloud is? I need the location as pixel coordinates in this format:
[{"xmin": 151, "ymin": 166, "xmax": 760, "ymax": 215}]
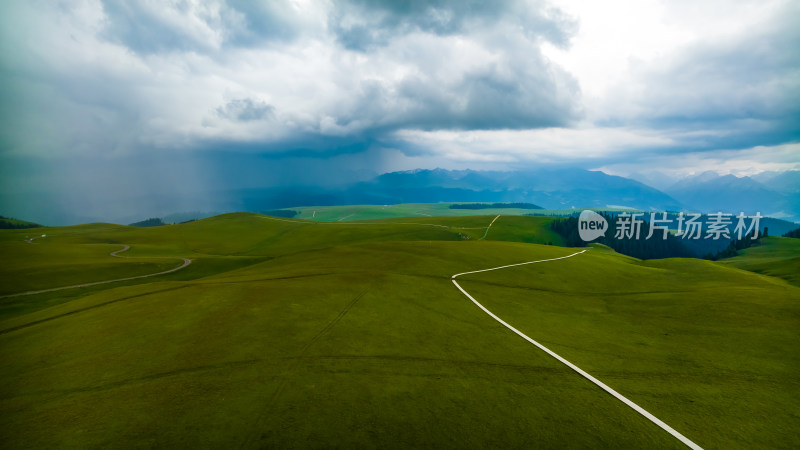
[
  {"xmin": 0, "ymin": 0, "xmax": 581, "ymax": 157},
  {"xmin": 0, "ymin": 0, "xmax": 798, "ymax": 223}
]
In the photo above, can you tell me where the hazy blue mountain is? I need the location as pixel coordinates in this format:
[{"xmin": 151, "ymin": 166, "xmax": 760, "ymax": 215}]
[
  {"xmin": 667, "ymin": 171, "xmax": 723, "ymax": 191},
  {"xmin": 14, "ymin": 167, "xmax": 797, "ymax": 225},
  {"xmin": 221, "ymin": 168, "xmax": 684, "ymax": 213},
  {"xmin": 670, "ymin": 173, "xmax": 764, "ymax": 192},
  {"xmin": 350, "ymin": 168, "xmax": 683, "ymax": 211},
  {"xmin": 752, "ymin": 170, "xmax": 800, "ymax": 193},
  {"xmin": 665, "ymin": 172, "xmax": 796, "ymax": 219},
  {"xmin": 626, "ymin": 170, "xmax": 677, "ymax": 191}
]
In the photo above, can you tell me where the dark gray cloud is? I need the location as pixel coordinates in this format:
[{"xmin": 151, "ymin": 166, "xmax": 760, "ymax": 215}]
[
  {"xmin": 216, "ymin": 98, "xmax": 275, "ymax": 122},
  {"xmin": 330, "ymin": 0, "xmax": 575, "ymax": 51},
  {"xmin": 100, "ymin": 1, "xmax": 222, "ymax": 54},
  {"xmin": 292, "ymin": 47, "xmax": 580, "ymax": 137},
  {"xmin": 82, "ymin": 0, "xmax": 581, "ymax": 149},
  {"xmin": 398, "ymin": 57, "xmax": 579, "ymax": 130},
  {"xmin": 222, "ymin": 0, "xmax": 309, "ymax": 46},
  {"xmin": 98, "ymin": 0, "xmax": 307, "ymax": 54}
]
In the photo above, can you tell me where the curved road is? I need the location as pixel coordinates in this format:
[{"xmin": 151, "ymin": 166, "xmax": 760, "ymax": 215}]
[
  {"xmin": 478, "ymin": 215, "xmax": 500, "ymax": 240},
  {"xmin": 7, "ymin": 213, "xmax": 497, "ymax": 300},
  {"xmin": 0, "ymin": 245, "xmax": 192, "ymax": 299},
  {"xmin": 451, "ymin": 250, "xmax": 703, "ymax": 450}
]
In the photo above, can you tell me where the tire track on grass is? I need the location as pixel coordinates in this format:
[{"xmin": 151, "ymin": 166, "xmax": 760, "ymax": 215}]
[
  {"xmin": 5, "ymin": 358, "xmax": 265, "ymax": 400},
  {"xmin": 0, "ymin": 285, "xmax": 190, "ymax": 335},
  {"xmin": 298, "ymin": 354, "xmax": 566, "ymax": 374},
  {"xmin": 451, "ymin": 249, "xmax": 703, "ymax": 450},
  {"xmin": 302, "ymin": 287, "xmax": 371, "ymax": 352},
  {"xmin": 241, "ymin": 287, "xmax": 372, "ymax": 449},
  {"xmin": 0, "ymin": 245, "xmax": 192, "ymax": 299}
]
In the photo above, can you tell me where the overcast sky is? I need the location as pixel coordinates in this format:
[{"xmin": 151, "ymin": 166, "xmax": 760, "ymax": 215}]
[{"xmin": 1, "ymin": 0, "xmax": 798, "ymax": 221}]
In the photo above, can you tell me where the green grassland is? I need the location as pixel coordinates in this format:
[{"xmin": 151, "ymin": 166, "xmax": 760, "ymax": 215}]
[
  {"xmin": 289, "ymin": 203, "xmax": 617, "ymax": 222},
  {"xmin": 720, "ymin": 236, "xmax": 800, "ymax": 287},
  {"xmin": 0, "ymin": 240, "xmax": 178, "ymax": 296},
  {"xmin": 0, "ymin": 213, "xmax": 798, "ymax": 448}
]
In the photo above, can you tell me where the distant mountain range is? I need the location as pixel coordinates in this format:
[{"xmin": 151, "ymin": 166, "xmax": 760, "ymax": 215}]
[
  {"xmin": 752, "ymin": 170, "xmax": 800, "ymax": 193},
  {"xmin": 6, "ymin": 168, "xmax": 799, "ymax": 225},
  {"xmin": 235, "ymin": 168, "xmax": 684, "ymax": 213},
  {"xmin": 233, "ymin": 168, "xmax": 798, "ymax": 222},
  {"xmin": 662, "ymin": 170, "xmax": 800, "ymax": 220}
]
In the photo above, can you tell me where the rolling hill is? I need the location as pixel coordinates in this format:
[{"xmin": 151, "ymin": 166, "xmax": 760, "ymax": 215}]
[{"xmin": 1, "ymin": 213, "xmax": 798, "ymax": 448}]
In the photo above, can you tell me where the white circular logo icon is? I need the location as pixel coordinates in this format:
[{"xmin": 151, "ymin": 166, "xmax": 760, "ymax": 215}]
[{"xmin": 578, "ymin": 210, "xmax": 608, "ymax": 242}]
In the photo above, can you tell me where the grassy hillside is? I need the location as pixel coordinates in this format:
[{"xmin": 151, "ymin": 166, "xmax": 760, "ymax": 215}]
[
  {"xmin": 719, "ymin": 236, "xmax": 800, "ymax": 286},
  {"xmin": 0, "ymin": 216, "xmax": 41, "ymax": 229},
  {"xmin": 0, "ymin": 241, "xmax": 178, "ymax": 294},
  {"xmin": 459, "ymin": 250, "xmax": 800, "ymax": 448},
  {"xmin": 0, "ymin": 213, "xmax": 798, "ymax": 448},
  {"xmin": 0, "ymin": 215, "xmax": 560, "ymax": 318}
]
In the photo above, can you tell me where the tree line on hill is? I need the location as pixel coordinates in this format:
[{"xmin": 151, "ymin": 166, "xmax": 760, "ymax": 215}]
[
  {"xmin": 0, "ymin": 215, "xmax": 42, "ymax": 229},
  {"xmin": 549, "ymin": 213, "xmax": 694, "ymax": 259},
  {"xmin": 129, "ymin": 218, "xmax": 165, "ymax": 227},
  {"xmin": 784, "ymin": 227, "xmax": 800, "ymax": 239},
  {"xmin": 702, "ymin": 230, "xmax": 764, "ymax": 260}
]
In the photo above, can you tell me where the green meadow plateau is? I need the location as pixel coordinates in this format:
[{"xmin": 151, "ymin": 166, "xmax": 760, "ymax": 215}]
[{"xmin": 1, "ymin": 211, "xmax": 798, "ymax": 449}]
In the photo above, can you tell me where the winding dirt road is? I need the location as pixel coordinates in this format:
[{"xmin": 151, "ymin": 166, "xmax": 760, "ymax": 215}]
[
  {"xmin": 451, "ymin": 250, "xmax": 703, "ymax": 450},
  {"xmin": 0, "ymin": 245, "xmax": 191, "ymax": 299}
]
